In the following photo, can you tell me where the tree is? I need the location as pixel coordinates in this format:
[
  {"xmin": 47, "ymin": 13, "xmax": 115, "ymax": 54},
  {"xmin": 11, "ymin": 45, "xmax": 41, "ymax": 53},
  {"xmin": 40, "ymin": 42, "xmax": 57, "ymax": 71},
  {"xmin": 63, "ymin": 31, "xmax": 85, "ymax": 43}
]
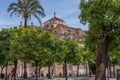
[
  {"xmin": 108, "ymin": 40, "xmax": 120, "ymax": 77},
  {"xmin": 79, "ymin": 0, "xmax": 120, "ymax": 80},
  {"xmin": 21, "ymin": 28, "xmax": 44, "ymax": 80},
  {"xmin": 39, "ymin": 32, "xmax": 58, "ymax": 79},
  {"xmin": 8, "ymin": 0, "xmax": 45, "ymax": 28},
  {"xmin": 62, "ymin": 40, "xmax": 83, "ymax": 80},
  {"xmin": 0, "ymin": 29, "xmax": 11, "ymax": 80},
  {"xmin": 10, "ymin": 28, "xmax": 59, "ymax": 80},
  {"xmin": 67, "ymin": 41, "xmax": 84, "ymax": 77},
  {"xmin": 10, "ymin": 28, "xmax": 44, "ymax": 79},
  {"xmin": 83, "ymin": 49, "xmax": 96, "ymax": 76}
]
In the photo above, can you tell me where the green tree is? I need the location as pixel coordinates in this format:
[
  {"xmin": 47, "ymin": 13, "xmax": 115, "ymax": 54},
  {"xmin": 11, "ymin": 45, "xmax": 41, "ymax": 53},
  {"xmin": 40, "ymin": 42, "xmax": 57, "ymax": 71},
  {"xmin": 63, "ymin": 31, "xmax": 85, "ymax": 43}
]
[
  {"xmin": 10, "ymin": 28, "xmax": 38, "ymax": 78},
  {"xmin": 21, "ymin": 28, "xmax": 44, "ymax": 80},
  {"xmin": 79, "ymin": 0, "xmax": 120, "ymax": 80},
  {"xmin": 67, "ymin": 41, "xmax": 84, "ymax": 77},
  {"xmin": 0, "ymin": 29, "xmax": 11, "ymax": 80},
  {"xmin": 10, "ymin": 28, "xmax": 41, "ymax": 78},
  {"xmin": 83, "ymin": 49, "xmax": 96, "ymax": 76},
  {"xmin": 8, "ymin": 0, "xmax": 45, "ymax": 27},
  {"xmin": 10, "ymin": 28, "xmax": 58, "ymax": 80},
  {"xmin": 109, "ymin": 41, "xmax": 120, "ymax": 77},
  {"xmin": 40, "ymin": 32, "xmax": 58, "ymax": 79},
  {"xmin": 63, "ymin": 40, "xmax": 83, "ymax": 80},
  {"xmin": 10, "ymin": 28, "xmax": 26, "ymax": 78}
]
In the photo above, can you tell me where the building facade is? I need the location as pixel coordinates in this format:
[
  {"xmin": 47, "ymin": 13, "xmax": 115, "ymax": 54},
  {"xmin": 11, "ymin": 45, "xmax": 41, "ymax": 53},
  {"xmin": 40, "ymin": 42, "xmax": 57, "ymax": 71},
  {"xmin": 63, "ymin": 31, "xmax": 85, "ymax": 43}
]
[{"xmin": 43, "ymin": 13, "xmax": 85, "ymax": 46}]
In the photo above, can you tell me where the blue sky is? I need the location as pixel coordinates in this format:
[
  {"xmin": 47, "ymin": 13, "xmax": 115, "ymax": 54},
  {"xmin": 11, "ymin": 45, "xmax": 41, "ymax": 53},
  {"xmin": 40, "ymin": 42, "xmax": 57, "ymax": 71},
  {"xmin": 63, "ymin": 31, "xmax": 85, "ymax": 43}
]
[{"xmin": 0, "ymin": 0, "xmax": 88, "ymax": 30}]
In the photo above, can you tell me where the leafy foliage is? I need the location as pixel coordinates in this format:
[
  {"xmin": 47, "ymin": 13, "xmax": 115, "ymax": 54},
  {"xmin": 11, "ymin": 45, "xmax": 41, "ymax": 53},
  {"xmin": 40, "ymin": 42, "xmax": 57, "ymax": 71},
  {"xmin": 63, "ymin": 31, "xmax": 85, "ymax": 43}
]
[
  {"xmin": 65, "ymin": 40, "xmax": 84, "ymax": 65},
  {"xmin": 79, "ymin": 0, "xmax": 120, "ymax": 79},
  {"xmin": 79, "ymin": 0, "xmax": 120, "ymax": 65},
  {"xmin": 0, "ymin": 29, "xmax": 11, "ymax": 68}
]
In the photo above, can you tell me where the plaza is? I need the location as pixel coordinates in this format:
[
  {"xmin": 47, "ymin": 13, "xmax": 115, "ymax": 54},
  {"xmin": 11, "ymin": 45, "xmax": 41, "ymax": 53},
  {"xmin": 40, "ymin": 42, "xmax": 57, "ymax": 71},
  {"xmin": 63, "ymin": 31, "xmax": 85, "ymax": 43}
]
[
  {"xmin": 1, "ymin": 76, "xmax": 116, "ymax": 80},
  {"xmin": 0, "ymin": 0, "xmax": 120, "ymax": 80}
]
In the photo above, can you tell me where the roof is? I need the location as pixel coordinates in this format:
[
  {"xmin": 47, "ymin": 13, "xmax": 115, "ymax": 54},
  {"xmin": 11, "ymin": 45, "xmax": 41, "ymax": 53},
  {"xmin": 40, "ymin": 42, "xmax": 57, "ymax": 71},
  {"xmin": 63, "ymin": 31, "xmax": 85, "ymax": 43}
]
[
  {"xmin": 47, "ymin": 12, "xmax": 65, "ymax": 22},
  {"xmin": 48, "ymin": 16, "xmax": 64, "ymax": 22}
]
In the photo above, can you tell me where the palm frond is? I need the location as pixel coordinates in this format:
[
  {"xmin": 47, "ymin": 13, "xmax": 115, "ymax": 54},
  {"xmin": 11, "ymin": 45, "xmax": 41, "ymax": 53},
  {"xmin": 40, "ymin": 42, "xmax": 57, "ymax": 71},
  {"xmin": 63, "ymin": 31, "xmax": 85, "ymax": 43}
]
[
  {"xmin": 8, "ymin": 0, "xmax": 45, "ymax": 27},
  {"xmin": 10, "ymin": 10, "xmax": 20, "ymax": 17}
]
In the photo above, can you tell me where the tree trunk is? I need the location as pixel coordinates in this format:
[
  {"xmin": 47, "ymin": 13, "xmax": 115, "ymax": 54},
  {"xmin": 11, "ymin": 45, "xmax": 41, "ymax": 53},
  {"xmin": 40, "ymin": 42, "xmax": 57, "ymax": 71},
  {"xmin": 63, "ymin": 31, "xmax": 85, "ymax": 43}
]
[
  {"xmin": 109, "ymin": 62, "xmax": 112, "ymax": 78},
  {"xmin": 52, "ymin": 67, "xmax": 54, "ymax": 77},
  {"xmin": 64, "ymin": 60, "xmax": 68, "ymax": 80},
  {"xmin": 35, "ymin": 61, "xmax": 38, "ymax": 80},
  {"xmin": 48, "ymin": 65, "xmax": 51, "ymax": 79},
  {"xmin": 95, "ymin": 36, "xmax": 109, "ymax": 80},
  {"xmin": 5, "ymin": 64, "xmax": 8, "ymax": 80},
  {"xmin": 77, "ymin": 64, "xmax": 79, "ymax": 77},
  {"xmin": 14, "ymin": 59, "xmax": 18, "ymax": 80},
  {"xmin": 23, "ymin": 62, "xmax": 27, "ymax": 78},
  {"xmin": 88, "ymin": 62, "xmax": 91, "ymax": 77},
  {"xmin": 85, "ymin": 61, "xmax": 88, "ymax": 76},
  {"xmin": 113, "ymin": 65, "xmax": 115, "ymax": 77},
  {"xmin": 95, "ymin": 45, "xmax": 108, "ymax": 80},
  {"xmin": 1, "ymin": 66, "xmax": 4, "ymax": 80},
  {"xmin": 24, "ymin": 18, "xmax": 27, "ymax": 28},
  {"xmin": 63, "ymin": 64, "xmax": 65, "ymax": 77},
  {"xmin": 39, "ymin": 67, "xmax": 41, "ymax": 78}
]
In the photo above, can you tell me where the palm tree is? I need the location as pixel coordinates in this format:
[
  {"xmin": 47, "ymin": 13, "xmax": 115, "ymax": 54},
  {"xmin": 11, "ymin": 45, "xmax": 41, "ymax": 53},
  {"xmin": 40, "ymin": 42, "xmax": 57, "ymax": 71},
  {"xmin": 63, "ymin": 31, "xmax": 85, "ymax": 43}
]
[
  {"xmin": 8, "ymin": 0, "xmax": 45, "ymax": 28},
  {"xmin": 8, "ymin": 0, "xmax": 45, "ymax": 79}
]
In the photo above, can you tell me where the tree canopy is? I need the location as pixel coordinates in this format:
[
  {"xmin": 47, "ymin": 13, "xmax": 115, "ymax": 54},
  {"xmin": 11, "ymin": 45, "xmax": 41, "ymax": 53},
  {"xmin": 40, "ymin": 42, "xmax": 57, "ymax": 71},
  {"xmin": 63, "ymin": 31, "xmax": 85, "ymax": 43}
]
[{"xmin": 79, "ymin": 0, "xmax": 120, "ymax": 80}]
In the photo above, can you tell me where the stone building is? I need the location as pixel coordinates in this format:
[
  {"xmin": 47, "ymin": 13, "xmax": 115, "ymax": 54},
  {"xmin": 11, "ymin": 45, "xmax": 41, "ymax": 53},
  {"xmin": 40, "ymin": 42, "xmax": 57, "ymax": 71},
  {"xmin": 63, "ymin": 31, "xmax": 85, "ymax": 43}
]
[{"xmin": 43, "ymin": 13, "xmax": 85, "ymax": 46}]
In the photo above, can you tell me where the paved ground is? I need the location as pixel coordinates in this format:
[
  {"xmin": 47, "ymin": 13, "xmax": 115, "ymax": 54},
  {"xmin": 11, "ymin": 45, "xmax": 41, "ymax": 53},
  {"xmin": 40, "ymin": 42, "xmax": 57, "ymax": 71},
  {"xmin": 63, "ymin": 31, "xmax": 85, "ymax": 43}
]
[
  {"xmin": 0, "ymin": 77, "xmax": 117, "ymax": 80},
  {"xmin": 38, "ymin": 77, "xmax": 116, "ymax": 80},
  {"xmin": 18, "ymin": 77, "xmax": 116, "ymax": 80}
]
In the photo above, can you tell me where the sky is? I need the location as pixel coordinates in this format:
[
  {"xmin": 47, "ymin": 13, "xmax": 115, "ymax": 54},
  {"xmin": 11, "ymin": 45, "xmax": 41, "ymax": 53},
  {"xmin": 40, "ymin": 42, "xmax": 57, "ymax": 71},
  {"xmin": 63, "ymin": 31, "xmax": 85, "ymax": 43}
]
[{"xmin": 0, "ymin": 0, "xmax": 88, "ymax": 30}]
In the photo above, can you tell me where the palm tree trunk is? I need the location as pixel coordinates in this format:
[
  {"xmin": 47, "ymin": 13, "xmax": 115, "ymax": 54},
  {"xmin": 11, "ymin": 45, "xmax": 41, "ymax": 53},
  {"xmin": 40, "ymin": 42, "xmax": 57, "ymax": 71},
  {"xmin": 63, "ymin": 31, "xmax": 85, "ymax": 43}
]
[{"xmin": 24, "ymin": 18, "xmax": 27, "ymax": 28}]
